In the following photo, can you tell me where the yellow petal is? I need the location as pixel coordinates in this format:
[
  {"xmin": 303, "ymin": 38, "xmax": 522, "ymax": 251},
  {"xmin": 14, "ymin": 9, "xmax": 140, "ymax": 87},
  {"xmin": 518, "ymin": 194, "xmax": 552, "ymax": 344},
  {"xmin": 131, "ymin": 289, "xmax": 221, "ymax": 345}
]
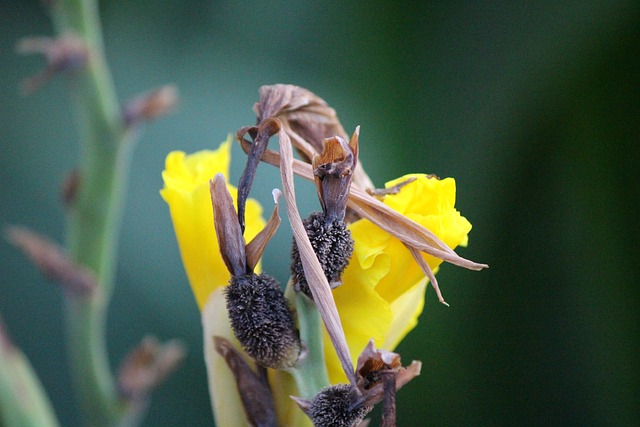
[
  {"xmin": 383, "ymin": 280, "xmax": 427, "ymax": 350},
  {"xmin": 161, "ymin": 138, "xmax": 266, "ymax": 309},
  {"xmin": 325, "ymin": 174, "xmax": 473, "ymax": 382}
]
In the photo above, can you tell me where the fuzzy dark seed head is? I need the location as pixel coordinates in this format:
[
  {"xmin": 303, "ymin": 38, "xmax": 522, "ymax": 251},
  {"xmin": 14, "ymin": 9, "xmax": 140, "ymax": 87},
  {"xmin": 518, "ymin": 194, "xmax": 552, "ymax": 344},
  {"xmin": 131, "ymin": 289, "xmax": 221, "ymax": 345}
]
[
  {"xmin": 225, "ymin": 273, "xmax": 301, "ymax": 369},
  {"xmin": 291, "ymin": 212, "xmax": 354, "ymax": 299},
  {"xmin": 309, "ymin": 384, "xmax": 373, "ymax": 427}
]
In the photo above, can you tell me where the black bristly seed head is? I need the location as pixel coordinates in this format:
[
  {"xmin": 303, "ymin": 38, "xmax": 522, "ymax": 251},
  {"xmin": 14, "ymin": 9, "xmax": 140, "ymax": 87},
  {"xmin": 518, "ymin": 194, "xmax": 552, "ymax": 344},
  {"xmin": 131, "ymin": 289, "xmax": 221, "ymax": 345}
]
[
  {"xmin": 225, "ymin": 273, "xmax": 301, "ymax": 369},
  {"xmin": 291, "ymin": 212, "xmax": 354, "ymax": 299},
  {"xmin": 308, "ymin": 384, "xmax": 373, "ymax": 427}
]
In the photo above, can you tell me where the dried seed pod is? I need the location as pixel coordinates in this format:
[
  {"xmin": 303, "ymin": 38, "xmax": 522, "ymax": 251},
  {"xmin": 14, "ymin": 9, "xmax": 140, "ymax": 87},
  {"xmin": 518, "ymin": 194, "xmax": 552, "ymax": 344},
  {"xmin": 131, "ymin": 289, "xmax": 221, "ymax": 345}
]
[
  {"xmin": 290, "ymin": 131, "xmax": 359, "ymax": 299},
  {"xmin": 291, "ymin": 212, "xmax": 354, "ymax": 298},
  {"xmin": 305, "ymin": 384, "xmax": 372, "ymax": 427},
  {"xmin": 225, "ymin": 273, "xmax": 300, "ymax": 369},
  {"xmin": 211, "ymin": 174, "xmax": 301, "ymax": 370}
]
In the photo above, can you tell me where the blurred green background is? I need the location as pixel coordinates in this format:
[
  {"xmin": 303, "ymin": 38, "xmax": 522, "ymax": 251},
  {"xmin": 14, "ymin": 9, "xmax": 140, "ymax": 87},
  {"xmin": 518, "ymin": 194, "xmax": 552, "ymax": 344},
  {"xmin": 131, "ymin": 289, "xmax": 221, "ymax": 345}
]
[{"xmin": 1, "ymin": 1, "xmax": 638, "ymax": 425}]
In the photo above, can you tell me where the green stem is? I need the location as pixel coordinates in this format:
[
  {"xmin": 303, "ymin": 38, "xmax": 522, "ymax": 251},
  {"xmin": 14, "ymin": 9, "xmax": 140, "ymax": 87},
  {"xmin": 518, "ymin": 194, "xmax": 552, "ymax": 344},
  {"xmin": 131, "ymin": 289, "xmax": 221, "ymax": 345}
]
[
  {"xmin": 49, "ymin": 1, "xmax": 134, "ymax": 425},
  {"xmin": 286, "ymin": 285, "xmax": 330, "ymax": 399}
]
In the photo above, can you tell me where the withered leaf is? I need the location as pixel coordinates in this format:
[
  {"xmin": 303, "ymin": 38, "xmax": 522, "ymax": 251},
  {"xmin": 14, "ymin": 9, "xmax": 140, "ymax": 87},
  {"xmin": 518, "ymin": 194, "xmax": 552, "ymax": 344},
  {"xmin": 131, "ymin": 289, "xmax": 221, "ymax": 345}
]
[{"xmin": 210, "ymin": 174, "xmax": 247, "ymax": 277}]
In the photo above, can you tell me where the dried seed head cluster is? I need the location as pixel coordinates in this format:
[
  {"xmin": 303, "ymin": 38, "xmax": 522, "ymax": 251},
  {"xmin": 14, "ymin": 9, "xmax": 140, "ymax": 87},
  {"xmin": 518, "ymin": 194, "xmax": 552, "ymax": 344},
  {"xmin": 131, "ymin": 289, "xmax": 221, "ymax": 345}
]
[
  {"xmin": 304, "ymin": 384, "xmax": 373, "ymax": 427},
  {"xmin": 290, "ymin": 132, "xmax": 359, "ymax": 299},
  {"xmin": 290, "ymin": 211, "xmax": 354, "ymax": 298},
  {"xmin": 225, "ymin": 273, "xmax": 300, "ymax": 369}
]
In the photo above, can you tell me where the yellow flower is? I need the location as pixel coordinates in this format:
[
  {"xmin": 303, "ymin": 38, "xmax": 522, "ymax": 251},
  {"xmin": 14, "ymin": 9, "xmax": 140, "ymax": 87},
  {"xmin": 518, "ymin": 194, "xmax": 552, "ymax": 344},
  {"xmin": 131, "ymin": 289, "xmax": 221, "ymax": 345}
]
[
  {"xmin": 160, "ymin": 137, "xmax": 266, "ymax": 309},
  {"xmin": 325, "ymin": 174, "xmax": 472, "ymax": 383},
  {"xmin": 162, "ymin": 141, "xmax": 473, "ymax": 423}
]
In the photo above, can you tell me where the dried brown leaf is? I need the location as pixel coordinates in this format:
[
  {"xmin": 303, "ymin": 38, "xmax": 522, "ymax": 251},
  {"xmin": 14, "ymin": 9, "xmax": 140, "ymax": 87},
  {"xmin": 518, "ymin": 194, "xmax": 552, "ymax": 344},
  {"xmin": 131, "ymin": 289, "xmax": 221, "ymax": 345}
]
[
  {"xmin": 210, "ymin": 174, "xmax": 247, "ymax": 276},
  {"xmin": 255, "ymin": 84, "xmax": 347, "ymax": 157},
  {"xmin": 253, "ymin": 84, "xmax": 374, "ymax": 191}
]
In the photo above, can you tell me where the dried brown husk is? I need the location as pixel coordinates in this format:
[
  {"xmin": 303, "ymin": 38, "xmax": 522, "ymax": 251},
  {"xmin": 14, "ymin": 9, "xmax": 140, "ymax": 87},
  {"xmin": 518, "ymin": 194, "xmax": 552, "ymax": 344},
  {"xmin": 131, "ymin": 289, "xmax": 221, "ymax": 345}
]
[
  {"xmin": 312, "ymin": 130, "xmax": 358, "ymax": 221},
  {"xmin": 355, "ymin": 340, "xmax": 421, "ymax": 407},
  {"xmin": 209, "ymin": 174, "xmax": 247, "ymax": 276},
  {"xmin": 213, "ymin": 336, "xmax": 277, "ymax": 427}
]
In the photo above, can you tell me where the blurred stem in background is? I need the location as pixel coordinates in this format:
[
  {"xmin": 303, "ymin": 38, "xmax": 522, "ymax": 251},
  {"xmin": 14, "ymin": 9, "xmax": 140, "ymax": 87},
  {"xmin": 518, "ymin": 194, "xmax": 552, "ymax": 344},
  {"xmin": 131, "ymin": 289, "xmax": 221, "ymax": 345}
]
[
  {"xmin": 1, "ymin": 0, "xmax": 179, "ymax": 426},
  {"xmin": 51, "ymin": 1, "xmax": 129, "ymax": 424}
]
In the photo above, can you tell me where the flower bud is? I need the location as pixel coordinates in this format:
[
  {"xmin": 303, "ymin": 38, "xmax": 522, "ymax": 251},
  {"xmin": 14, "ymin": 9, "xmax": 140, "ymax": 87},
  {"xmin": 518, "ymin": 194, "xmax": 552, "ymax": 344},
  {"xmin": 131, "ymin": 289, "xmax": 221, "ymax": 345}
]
[
  {"xmin": 225, "ymin": 273, "xmax": 300, "ymax": 369},
  {"xmin": 291, "ymin": 211, "xmax": 354, "ymax": 299}
]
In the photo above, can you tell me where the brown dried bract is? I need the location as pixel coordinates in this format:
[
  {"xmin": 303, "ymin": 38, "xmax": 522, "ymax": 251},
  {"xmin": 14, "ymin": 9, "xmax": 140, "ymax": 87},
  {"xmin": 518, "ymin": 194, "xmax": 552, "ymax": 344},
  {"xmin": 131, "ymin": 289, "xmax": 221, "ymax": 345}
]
[
  {"xmin": 213, "ymin": 337, "xmax": 277, "ymax": 427},
  {"xmin": 355, "ymin": 340, "xmax": 421, "ymax": 407},
  {"xmin": 210, "ymin": 174, "xmax": 247, "ymax": 276},
  {"xmin": 313, "ymin": 129, "xmax": 359, "ymax": 221},
  {"xmin": 16, "ymin": 33, "xmax": 88, "ymax": 94},
  {"xmin": 123, "ymin": 85, "xmax": 178, "ymax": 126},
  {"xmin": 117, "ymin": 336, "xmax": 185, "ymax": 403},
  {"xmin": 245, "ymin": 189, "xmax": 282, "ymax": 273},
  {"xmin": 5, "ymin": 225, "xmax": 97, "ymax": 296}
]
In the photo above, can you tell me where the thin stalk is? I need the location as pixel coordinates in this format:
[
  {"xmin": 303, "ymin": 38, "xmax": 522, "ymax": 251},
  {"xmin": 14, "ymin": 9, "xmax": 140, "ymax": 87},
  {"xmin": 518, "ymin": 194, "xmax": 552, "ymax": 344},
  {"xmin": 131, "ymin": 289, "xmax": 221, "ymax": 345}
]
[{"xmin": 49, "ymin": 0, "xmax": 134, "ymax": 425}]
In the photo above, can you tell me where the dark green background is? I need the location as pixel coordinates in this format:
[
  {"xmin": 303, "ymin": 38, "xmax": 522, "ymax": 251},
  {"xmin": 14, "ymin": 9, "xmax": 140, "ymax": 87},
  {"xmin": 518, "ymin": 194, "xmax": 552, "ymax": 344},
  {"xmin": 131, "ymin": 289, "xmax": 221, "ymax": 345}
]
[{"xmin": 1, "ymin": 1, "xmax": 638, "ymax": 425}]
